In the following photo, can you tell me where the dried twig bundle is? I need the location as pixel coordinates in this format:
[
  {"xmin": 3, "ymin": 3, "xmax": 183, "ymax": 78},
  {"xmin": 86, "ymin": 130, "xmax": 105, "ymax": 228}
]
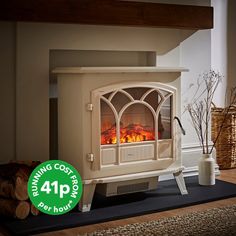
[{"xmin": 187, "ymin": 70, "xmax": 222, "ymax": 154}]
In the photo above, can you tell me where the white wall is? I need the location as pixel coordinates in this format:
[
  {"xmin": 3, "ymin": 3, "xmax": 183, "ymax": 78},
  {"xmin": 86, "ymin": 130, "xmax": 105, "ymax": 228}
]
[
  {"xmin": 181, "ymin": 30, "xmax": 212, "ymax": 147},
  {"xmin": 211, "ymin": 0, "xmax": 228, "ymax": 107},
  {"xmin": 0, "ymin": 22, "xmax": 16, "ymax": 163},
  {"xmin": 180, "ymin": 30, "xmax": 214, "ymax": 172},
  {"xmin": 156, "ymin": 29, "xmax": 212, "ymax": 172}
]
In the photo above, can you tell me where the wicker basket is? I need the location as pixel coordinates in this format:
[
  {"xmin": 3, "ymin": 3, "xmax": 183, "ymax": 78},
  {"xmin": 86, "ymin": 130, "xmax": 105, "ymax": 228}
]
[{"xmin": 211, "ymin": 105, "xmax": 236, "ymax": 169}]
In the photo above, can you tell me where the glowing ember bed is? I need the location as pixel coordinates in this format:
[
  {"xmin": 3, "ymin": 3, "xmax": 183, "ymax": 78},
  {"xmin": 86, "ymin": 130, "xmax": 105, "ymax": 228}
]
[{"xmin": 53, "ymin": 66, "xmax": 188, "ymax": 212}]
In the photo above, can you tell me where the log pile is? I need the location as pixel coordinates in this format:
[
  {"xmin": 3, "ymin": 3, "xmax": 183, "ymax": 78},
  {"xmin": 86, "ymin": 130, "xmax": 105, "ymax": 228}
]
[{"xmin": 0, "ymin": 161, "xmax": 41, "ymax": 219}]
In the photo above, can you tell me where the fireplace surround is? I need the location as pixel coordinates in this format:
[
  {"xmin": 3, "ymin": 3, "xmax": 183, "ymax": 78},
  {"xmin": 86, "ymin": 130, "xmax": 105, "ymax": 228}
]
[{"xmin": 53, "ymin": 66, "xmax": 189, "ymax": 212}]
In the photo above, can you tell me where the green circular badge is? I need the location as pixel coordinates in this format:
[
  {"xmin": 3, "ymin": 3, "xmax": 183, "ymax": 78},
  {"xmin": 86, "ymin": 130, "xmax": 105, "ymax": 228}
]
[{"xmin": 28, "ymin": 160, "xmax": 83, "ymax": 215}]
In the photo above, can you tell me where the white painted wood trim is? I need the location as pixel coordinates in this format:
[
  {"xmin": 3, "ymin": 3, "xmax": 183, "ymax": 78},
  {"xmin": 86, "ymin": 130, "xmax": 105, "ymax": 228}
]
[
  {"xmin": 52, "ymin": 66, "xmax": 189, "ymax": 74},
  {"xmin": 181, "ymin": 144, "xmax": 220, "ymax": 178}
]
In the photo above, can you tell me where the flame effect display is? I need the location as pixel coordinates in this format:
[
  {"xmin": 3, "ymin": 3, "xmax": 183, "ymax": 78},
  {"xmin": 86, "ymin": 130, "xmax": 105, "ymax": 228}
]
[{"xmin": 101, "ymin": 123, "xmax": 156, "ymax": 145}]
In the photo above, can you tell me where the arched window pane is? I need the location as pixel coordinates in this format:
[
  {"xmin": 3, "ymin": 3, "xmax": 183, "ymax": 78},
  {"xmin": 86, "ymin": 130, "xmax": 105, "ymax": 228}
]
[
  {"xmin": 160, "ymin": 89, "xmax": 171, "ymax": 97},
  {"xmin": 101, "ymin": 100, "xmax": 117, "ymax": 145},
  {"xmin": 159, "ymin": 96, "xmax": 172, "ymax": 139},
  {"xmin": 124, "ymin": 87, "xmax": 150, "ymax": 100},
  {"xmin": 144, "ymin": 90, "xmax": 162, "ymax": 111},
  {"xmin": 111, "ymin": 92, "xmax": 131, "ymax": 113},
  {"xmin": 102, "ymin": 92, "xmax": 113, "ymax": 99},
  {"xmin": 120, "ymin": 104, "xmax": 155, "ymax": 143}
]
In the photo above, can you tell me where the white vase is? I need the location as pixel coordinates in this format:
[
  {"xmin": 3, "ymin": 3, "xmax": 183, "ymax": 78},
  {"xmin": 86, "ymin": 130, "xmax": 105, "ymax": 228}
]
[{"xmin": 198, "ymin": 153, "xmax": 215, "ymax": 186}]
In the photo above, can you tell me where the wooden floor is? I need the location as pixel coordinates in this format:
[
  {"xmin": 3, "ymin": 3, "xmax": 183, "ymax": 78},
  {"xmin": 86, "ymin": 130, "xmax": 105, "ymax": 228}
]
[{"xmin": 1, "ymin": 169, "xmax": 236, "ymax": 236}]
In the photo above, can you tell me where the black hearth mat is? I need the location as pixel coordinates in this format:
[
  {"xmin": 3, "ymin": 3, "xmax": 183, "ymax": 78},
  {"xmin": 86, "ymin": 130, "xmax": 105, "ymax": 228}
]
[{"xmin": 1, "ymin": 176, "xmax": 236, "ymax": 235}]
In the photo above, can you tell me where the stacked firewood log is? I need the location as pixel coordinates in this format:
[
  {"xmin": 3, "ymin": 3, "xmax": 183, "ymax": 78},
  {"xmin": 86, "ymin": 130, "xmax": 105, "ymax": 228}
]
[{"xmin": 0, "ymin": 161, "xmax": 41, "ymax": 219}]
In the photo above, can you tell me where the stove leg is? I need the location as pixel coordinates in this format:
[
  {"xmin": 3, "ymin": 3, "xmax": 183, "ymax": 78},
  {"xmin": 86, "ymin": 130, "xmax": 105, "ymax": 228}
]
[
  {"xmin": 78, "ymin": 183, "xmax": 96, "ymax": 212},
  {"xmin": 173, "ymin": 171, "xmax": 188, "ymax": 195}
]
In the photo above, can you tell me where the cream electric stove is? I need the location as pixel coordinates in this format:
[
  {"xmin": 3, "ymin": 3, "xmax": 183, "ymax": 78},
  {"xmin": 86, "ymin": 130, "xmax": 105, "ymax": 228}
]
[{"xmin": 53, "ymin": 66, "xmax": 189, "ymax": 212}]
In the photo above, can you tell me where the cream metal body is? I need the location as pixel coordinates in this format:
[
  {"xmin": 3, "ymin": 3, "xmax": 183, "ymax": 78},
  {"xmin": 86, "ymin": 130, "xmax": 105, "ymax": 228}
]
[{"xmin": 54, "ymin": 66, "xmax": 188, "ymax": 212}]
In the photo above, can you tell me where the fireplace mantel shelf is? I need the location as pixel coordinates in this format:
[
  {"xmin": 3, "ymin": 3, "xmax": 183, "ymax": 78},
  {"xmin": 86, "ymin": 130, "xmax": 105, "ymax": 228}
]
[
  {"xmin": 0, "ymin": 1, "xmax": 213, "ymax": 30},
  {"xmin": 53, "ymin": 66, "xmax": 189, "ymax": 74}
]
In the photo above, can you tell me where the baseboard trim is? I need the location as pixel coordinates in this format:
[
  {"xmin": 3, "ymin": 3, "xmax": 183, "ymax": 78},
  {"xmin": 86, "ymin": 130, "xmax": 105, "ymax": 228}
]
[{"xmin": 159, "ymin": 145, "xmax": 220, "ymax": 181}]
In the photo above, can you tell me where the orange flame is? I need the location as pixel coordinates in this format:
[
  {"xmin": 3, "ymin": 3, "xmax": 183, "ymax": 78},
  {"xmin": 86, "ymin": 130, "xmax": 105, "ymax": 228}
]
[{"xmin": 101, "ymin": 123, "xmax": 155, "ymax": 145}]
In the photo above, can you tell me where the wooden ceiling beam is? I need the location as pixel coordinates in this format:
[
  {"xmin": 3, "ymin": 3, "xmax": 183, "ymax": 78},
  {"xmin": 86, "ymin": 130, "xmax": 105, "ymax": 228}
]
[{"xmin": 0, "ymin": 0, "xmax": 213, "ymax": 29}]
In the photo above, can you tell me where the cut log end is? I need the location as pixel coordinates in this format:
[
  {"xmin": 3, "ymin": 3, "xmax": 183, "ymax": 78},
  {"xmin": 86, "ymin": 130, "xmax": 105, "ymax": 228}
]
[
  {"xmin": 15, "ymin": 176, "xmax": 28, "ymax": 201},
  {"xmin": 0, "ymin": 176, "xmax": 28, "ymax": 201},
  {"xmin": 31, "ymin": 203, "xmax": 40, "ymax": 216},
  {"xmin": 0, "ymin": 178, "xmax": 15, "ymax": 199},
  {"xmin": 15, "ymin": 201, "xmax": 30, "ymax": 220},
  {"xmin": 0, "ymin": 199, "xmax": 30, "ymax": 220}
]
